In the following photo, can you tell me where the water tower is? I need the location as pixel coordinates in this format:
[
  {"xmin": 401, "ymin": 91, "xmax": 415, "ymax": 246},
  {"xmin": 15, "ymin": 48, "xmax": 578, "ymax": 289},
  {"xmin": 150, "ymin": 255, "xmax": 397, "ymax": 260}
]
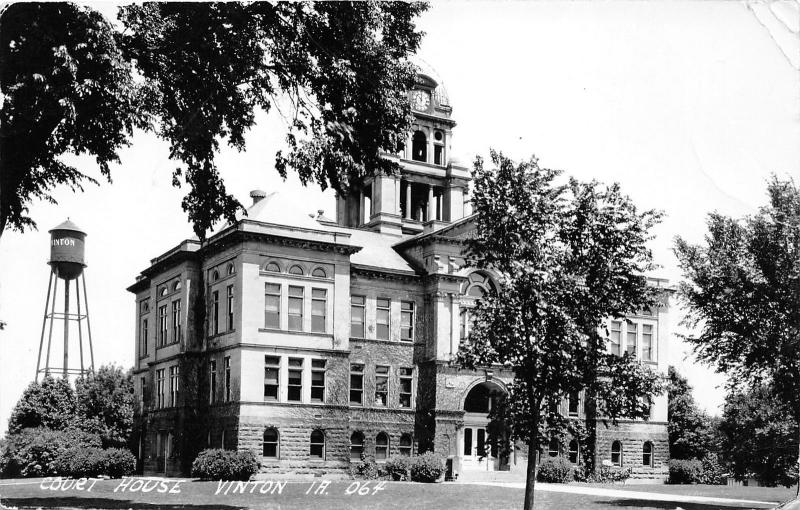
[{"xmin": 35, "ymin": 219, "xmax": 94, "ymax": 380}]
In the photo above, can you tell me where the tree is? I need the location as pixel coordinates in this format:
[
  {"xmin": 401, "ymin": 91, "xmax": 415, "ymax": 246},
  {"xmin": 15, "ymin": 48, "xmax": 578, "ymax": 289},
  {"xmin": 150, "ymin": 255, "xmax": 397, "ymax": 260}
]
[
  {"xmin": 7, "ymin": 376, "xmax": 76, "ymax": 433},
  {"xmin": 674, "ymin": 176, "xmax": 800, "ymax": 489},
  {"xmin": 0, "ymin": 2, "xmax": 144, "ymax": 237},
  {"xmin": 1, "ymin": 2, "xmax": 427, "ymax": 241},
  {"xmin": 667, "ymin": 366, "xmax": 718, "ymax": 460},
  {"xmin": 719, "ymin": 385, "xmax": 798, "ymax": 487},
  {"xmin": 75, "ymin": 365, "xmax": 135, "ymax": 448},
  {"xmin": 458, "ymin": 151, "xmax": 664, "ymax": 510}
]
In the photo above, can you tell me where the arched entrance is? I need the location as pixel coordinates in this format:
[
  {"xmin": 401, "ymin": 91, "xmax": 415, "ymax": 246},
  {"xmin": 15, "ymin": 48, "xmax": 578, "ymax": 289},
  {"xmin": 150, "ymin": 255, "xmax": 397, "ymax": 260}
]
[{"xmin": 460, "ymin": 380, "xmax": 507, "ymax": 472}]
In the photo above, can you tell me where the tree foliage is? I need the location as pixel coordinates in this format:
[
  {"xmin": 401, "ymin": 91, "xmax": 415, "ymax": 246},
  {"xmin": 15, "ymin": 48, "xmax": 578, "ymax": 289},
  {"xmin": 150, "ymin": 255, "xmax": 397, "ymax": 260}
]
[
  {"xmin": 8, "ymin": 376, "xmax": 76, "ymax": 433},
  {"xmin": 0, "ymin": 1, "xmax": 427, "ymax": 240},
  {"xmin": 674, "ymin": 178, "xmax": 800, "ymax": 425},
  {"xmin": 457, "ymin": 150, "xmax": 664, "ymax": 510},
  {"xmin": 718, "ymin": 385, "xmax": 798, "ymax": 487},
  {"xmin": 667, "ymin": 366, "xmax": 718, "ymax": 460},
  {"xmin": 0, "ymin": 2, "xmax": 143, "ymax": 236},
  {"xmin": 75, "ymin": 365, "xmax": 135, "ymax": 448}
]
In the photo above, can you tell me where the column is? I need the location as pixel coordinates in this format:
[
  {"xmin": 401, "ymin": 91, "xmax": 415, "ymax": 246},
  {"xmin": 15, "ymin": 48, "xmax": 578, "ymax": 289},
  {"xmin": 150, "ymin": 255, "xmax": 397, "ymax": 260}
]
[
  {"xmin": 427, "ymin": 185, "xmax": 434, "ymax": 222},
  {"xmin": 405, "ymin": 181, "xmax": 412, "ymax": 219}
]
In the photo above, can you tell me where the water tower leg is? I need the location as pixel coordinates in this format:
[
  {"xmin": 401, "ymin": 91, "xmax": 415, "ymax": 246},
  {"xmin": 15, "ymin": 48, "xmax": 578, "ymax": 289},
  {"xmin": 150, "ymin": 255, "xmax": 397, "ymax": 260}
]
[
  {"xmin": 76, "ymin": 276, "xmax": 85, "ymax": 376},
  {"xmin": 82, "ymin": 273, "xmax": 94, "ymax": 372},
  {"xmin": 35, "ymin": 270, "xmax": 55, "ymax": 382},
  {"xmin": 45, "ymin": 275, "xmax": 59, "ymax": 378},
  {"xmin": 64, "ymin": 279, "xmax": 70, "ymax": 378}
]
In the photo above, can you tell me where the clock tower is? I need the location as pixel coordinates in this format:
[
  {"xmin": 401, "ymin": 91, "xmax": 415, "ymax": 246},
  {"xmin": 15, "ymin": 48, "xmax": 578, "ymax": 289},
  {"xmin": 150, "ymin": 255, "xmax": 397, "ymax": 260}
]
[{"xmin": 336, "ymin": 71, "xmax": 471, "ymax": 235}]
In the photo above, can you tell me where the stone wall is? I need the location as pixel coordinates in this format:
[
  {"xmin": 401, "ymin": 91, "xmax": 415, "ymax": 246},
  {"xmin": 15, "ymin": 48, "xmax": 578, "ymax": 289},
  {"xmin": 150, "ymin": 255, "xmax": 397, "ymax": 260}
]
[{"xmin": 594, "ymin": 420, "xmax": 669, "ymax": 481}]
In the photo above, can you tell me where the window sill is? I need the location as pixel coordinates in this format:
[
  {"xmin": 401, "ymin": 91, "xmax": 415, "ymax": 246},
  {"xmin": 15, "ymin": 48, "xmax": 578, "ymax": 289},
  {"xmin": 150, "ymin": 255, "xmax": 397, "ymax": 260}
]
[
  {"xmin": 156, "ymin": 341, "xmax": 180, "ymax": 350},
  {"xmin": 349, "ymin": 337, "xmax": 415, "ymax": 345},
  {"xmin": 259, "ymin": 328, "xmax": 333, "ymax": 338},
  {"xmin": 208, "ymin": 331, "xmax": 234, "ymax": 340}
]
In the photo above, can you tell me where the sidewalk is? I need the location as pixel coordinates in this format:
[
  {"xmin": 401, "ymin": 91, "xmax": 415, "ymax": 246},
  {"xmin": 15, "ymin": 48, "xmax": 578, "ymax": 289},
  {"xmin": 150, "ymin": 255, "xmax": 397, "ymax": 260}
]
[{"xmin": 460, "ymin": 481, "xmax": 779, "ymax": 508}]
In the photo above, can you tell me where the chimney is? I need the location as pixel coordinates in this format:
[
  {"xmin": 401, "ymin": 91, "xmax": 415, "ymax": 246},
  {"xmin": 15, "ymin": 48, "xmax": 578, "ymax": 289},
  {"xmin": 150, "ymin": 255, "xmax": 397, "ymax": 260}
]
[{"xmin": 250, "ymin": 189, "xmax": 267, "ymax": 206}]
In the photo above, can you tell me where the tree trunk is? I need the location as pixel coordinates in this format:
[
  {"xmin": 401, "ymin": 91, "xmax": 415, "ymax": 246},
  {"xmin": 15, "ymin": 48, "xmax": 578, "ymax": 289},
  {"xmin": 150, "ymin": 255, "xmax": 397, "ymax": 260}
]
[
  {"xmin": 796, "ymin": 427, "xmax": 799, "ymax": 497},
  {"xmin": 524, "ymin": 412, "xmax": 540, "ymax": 510}
]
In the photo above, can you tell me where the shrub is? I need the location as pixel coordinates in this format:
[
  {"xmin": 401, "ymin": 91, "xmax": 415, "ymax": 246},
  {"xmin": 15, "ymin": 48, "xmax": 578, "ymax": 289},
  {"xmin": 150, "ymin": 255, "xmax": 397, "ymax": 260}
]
[
  {"xmin": 668, "ymin": 459, "xmax": 702, "ymax": 484},
  {"xmin": 536, "ymin": 457, "xmax": 573, "ymax": 483},
  {"xmin": 698, "ymin": 454, "xmax": 725, "ymax": 485},
  {"xmin": 51, "ymin": 447, "xmax": 135, "ymax": 478},
  {"xmin": 587, "ymin": 463, "xmax": 632, "ymax": 484},
  {"xmin": 409, "ymin": 452, "xmax": 445, "ymax": 483},
  {"xmin": 0, "ymin": 427, "xmax": 101, "ymax": 478},
  {"xmin": 384, "ymin": 456, "xmax": 412, "ymax": 481},
  {"xmin": 191, "ymin": 449, "xmax": 259, "ymax": 481},
  {"xmin": 350, "ymin": 454, "xmax": 380, "ymax": 480}
]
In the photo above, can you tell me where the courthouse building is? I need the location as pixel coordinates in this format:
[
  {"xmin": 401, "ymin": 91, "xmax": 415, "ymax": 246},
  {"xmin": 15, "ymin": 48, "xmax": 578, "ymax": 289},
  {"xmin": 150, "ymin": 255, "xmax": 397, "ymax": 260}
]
[{"xmin": 128, "ymin": 72, "xmax": 671, "ymax": 480}]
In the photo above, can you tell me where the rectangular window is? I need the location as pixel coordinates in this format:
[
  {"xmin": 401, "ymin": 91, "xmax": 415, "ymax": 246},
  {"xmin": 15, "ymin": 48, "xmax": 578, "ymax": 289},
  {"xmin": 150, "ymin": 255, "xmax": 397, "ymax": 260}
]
[
  {"xmin": 400, "ymin": 301, "xmax": 414, "ymax": 342},
  {"xmin": 169, "ymin": 365, "xmax": 180, "ymax": 407},
  {"xmin": 351, "ymin": 295, "xmax": 365, "ymax": 337},
  {"xmin": 349, "ymin": 364, "xmax": 364, "ymax": 405},
  {"xmin": 609, "ymin": 321, "xmax": 622, "ymax": 356},
  {"xmin": 375, "ymin": 366, "xmax": 389, "ymax": 407},
  {"xmin": 376, "ymin": 298, "xmax": 390, "ymax": 340},
  {"xmin": 399, "ymin": 367, "xmax": 413, "ymax": 408},
  {"xmin": 434, "ymin": 145, "xmax": 443, "ymax": 166},
  {"xmin": 156, "ymin": 369, "xmax": 165, "ymax": 409},
  {"xmin": 226, "ymin": 285, "xmax": 234, "ymax": 331},
  {"xmin": 171, "ymin": 299, "xmax": 181, "ymax": 343},
  {"xmin": 463, "ymin": 428, "xmax": 472, "ymax": 456},
  {"xmin": 264, "ymin": 283, "xmax": 281, "ymax": 329},
  {"xmin": 224, "ymin": 356, "xmax": 231, "ymax": 402},
  {"xmin": 287, "ymin": 358, "xmax": 303, "ymax": 402},
  {"xmin": 140, "ymin": 318, "xmax": 149, "ymax": 356},
  {"xmin": 626, "ymin": 322, "xmax": 637, "ymax": 356},
  {"xmin": 460, "ymin": 310, "xmax": 468, "ymax": 341},
  {"xmin": 311, "ymin": 288, "xmax": 327, "ymax": 333},
  {"xmin": 140, "ymin": 377, "xmax": 146, "ymax": 411},
  {"xmin": 264, "ymin": 356, "xmax": 280, "ymax": 401},
  {"xmin": 158, "ymin": 305, "xmax": 168, "ymax": 347},
  {"xmin": 568, "ymin": 391, "xmax": 579, "ymax": 417},
  {"xmin": 209, "ymin": 359, "xmax": 217, "ymax": 404},
  {"xmin": 642, "ymin": 324, "xmax": 654, "ymax": 361},
  {"xmin": 288, "ymin": 286, "xmax": 304, "ymax": 331},
  {"xmin": 211, "ymin": 290, "xmax": 220, "ymax": 336},
  {"xmin": 311, "ymin": 359, "xmax": 326, "ymax": 403}
]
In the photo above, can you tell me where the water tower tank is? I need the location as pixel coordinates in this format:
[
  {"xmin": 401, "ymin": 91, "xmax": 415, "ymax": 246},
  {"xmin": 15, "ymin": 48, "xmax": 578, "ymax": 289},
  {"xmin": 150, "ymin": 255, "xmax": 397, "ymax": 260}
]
[{"xmin": 49, "ymin": 219, "xmax": 86, "ymax": 280}]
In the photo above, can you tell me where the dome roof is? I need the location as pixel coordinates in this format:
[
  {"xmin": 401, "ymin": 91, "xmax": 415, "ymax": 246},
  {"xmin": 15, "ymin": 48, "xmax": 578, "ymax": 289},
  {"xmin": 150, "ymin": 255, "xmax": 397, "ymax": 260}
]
[{"xmin": 411, "ymin": 57, "xmax": 450, "ymax": 107}]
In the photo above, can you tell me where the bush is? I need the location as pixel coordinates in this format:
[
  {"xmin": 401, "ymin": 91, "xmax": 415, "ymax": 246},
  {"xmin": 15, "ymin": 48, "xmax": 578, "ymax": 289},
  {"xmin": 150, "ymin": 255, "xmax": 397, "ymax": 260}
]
[
  {"xmin": 350, "ymin": 454, "xmax": 380, "ymax": 480},
  {"xmin": 536, "ymin": 457, "xmax": 573, "ymax": 483},
  {"xmin": 191, "ymin": 449, "xmax": 259, "ymax": 481},
  {"xmin": 587, "ymin": 463, "xmax": 632, "ymax": 484},
  {"xmin": 698, "ymin": 455, "xmax": 725, "ymax": 485},
  {"xmin": 384, "ymin": 456, "xmax": 412, "ymax": 481},
  {"xmin": 52, "ymin": 447, "xmax": 136, "ymax": 478},
  {"xmin": 409, "ymin": 451, "xmax": 445, "ymax": 483},
  {"xmin": 668, "ymin": 459, "xmax": 702, "ymax": 484},
  {"xmin": 0, "ymin": 427, "xmax": 101, "ymax": 478}
]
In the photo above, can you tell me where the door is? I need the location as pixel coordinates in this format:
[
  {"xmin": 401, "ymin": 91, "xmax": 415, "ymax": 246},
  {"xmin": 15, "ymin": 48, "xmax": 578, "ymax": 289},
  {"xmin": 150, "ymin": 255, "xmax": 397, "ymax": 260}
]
[{"xmin": 461, "ymin": 424, "xmax": 496, "ymax": 471}]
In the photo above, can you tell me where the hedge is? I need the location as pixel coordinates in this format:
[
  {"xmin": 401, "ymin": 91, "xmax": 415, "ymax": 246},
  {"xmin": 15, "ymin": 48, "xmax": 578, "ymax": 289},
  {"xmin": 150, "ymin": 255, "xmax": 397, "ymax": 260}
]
[
  {"xmin": 191, "ymin": 449, "xmax": 259, "ymax": 481},
  {"xmin": 536, "ymin": 457, "xmax": 573, "ymax": 483}
]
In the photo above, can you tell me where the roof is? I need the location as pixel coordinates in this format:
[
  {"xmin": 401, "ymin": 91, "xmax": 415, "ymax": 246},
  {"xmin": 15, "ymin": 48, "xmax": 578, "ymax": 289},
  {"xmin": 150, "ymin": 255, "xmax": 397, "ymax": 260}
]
[
  {"xmin": 49, "ymin": 218, "xmax": 85, "ymax": 234},
  {"xmin": 340, "ymin": 228, "xmax": 416, "ymax": 274}
]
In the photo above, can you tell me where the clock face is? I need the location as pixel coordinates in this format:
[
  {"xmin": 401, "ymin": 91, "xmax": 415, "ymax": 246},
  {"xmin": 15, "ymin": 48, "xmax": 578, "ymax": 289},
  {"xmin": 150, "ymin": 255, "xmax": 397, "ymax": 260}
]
[{"xmin": 412, "ymin": 90, "xmax": 430, "ymax": 111}]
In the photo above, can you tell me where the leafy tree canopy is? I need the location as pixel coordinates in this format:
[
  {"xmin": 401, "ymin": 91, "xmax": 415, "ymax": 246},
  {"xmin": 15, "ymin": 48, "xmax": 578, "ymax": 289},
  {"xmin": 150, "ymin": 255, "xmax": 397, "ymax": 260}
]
[
  {"xmin": 719, "ymin": 384, "xmax": 798, "ymax": 487},
  {"xmin": 457, "ymin": 150, "xmax": 664, "ymax": 510},
  {"xmin": 8, "ymin": 376, "xmax": 76, "ymax": 433},
  {"xmin": 75, "ymin": 365, "xmax": 134, "ymax": 448},
  {"xmin": 0, "ymin": 1, "xmax": 427, "ymax": 240},
  {"xmin": 675, "ymin": 177, "xmax": 800, "ymax": 420},
  {"xmin": 667, "ymin": 366, "xmax": 718, "ymax": 460}
]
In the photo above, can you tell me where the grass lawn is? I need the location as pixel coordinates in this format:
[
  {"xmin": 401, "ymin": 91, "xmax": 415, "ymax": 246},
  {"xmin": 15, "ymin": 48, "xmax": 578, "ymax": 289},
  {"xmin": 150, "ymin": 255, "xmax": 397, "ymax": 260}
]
[
  {"xmin": 0, "ymin": 478, "xmax": 791, "ymax": 510},
  {"xmin": 582, "ymin": 483, "xmax": 797, "ymax": 504}
]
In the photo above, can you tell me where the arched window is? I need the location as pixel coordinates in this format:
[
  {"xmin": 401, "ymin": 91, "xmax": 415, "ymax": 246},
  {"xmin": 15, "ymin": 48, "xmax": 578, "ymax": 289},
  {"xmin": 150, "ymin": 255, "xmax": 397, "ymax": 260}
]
[
  {"xmin": 412, "ymin": 131, "xmax": 427, "ymax": 162},
  {"xmin": 375, "ymin": 432, "xmax": 389, "ymax": 461},
  {"xmin": 288, "ymin": 265, "xmax": 304, "ymax": 276},
  {"xmin": 642, "ymin": 441, "xmax": 653, "ymax": 467},
  {"xmin": 310, "ymin": 430, "xmax": 325, "ymax": 459},
  {"xmin": 160, "ymin": 287, "xmax": 169, "ymax": 297},
  {"xmin": 265, "ymin": 262, "xmax": 281, "ymax": 273},
  {"xmin": 464, "ymin": 271, "xmax": 496, "ymax": 299},
  {"xmin": 399, "ymin": 434, "xmax": 413, "ymax": 457},
  {"xmin": 611, "ymin": 440, "xmax": 622, "ymax": 467},
  {"xmin": 433, "ymin": 130, "xmax": 445, "ymax": 165},
  {"xmin": 212, "ymin": 270, "xmax": 220, "ymax": 282},
  {"xmin": 312, "ymin": 267, "xmax": 326, "ymax": 278},
  {"xmin": 350, "ymin": 431, "xmax": 364, "ymax": 460},
  {"xmin": 263, "ymin": 428, "xmax": 279, "ymax": 459},
  {"xmin": 548, "ymin": 437, "xmax": 560, "ymax": 457},
  {"xmin": 227, "ymin": 263, "xmax": 235, "ymax": 275},
  {"xmin": 569, "ymin": 439, "xmax": 580, "ymax": 464},
  {"xmin": 173, "ymin": 281, "xmax": 182, "ymax": 291}
]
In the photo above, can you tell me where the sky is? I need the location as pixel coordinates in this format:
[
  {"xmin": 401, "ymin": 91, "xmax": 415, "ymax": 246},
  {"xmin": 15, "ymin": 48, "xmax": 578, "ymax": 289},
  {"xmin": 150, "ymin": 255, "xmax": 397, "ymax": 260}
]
[{"xmin": 1, "ymin": 1, "xmax": 798, "ymax": 434}]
